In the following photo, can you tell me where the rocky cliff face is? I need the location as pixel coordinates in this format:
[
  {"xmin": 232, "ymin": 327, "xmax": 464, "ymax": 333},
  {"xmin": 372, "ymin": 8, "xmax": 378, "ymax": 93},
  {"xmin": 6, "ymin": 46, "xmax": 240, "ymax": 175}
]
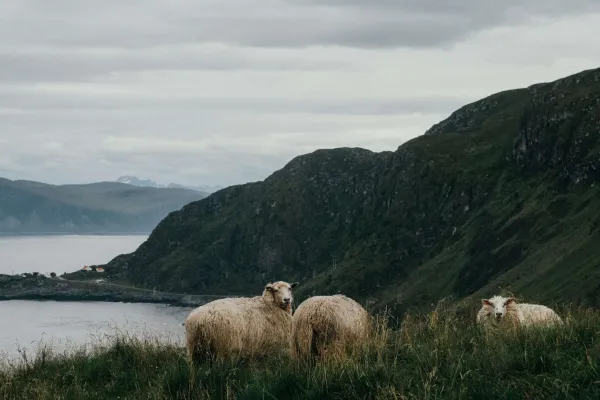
[{"xmin": 99, "ymin": 67, "xmax": 600, "ymax": 315}]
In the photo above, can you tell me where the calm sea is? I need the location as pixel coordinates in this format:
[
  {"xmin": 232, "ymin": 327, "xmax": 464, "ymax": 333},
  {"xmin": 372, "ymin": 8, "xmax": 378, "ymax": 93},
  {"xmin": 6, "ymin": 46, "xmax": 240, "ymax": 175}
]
[
  {"xmin": 0, "ymin": 235, "xmax": 194, "ymax": 360},
  {"xmin": 0, "ymin": 234, "xmax": 147, "ymax": 275}
]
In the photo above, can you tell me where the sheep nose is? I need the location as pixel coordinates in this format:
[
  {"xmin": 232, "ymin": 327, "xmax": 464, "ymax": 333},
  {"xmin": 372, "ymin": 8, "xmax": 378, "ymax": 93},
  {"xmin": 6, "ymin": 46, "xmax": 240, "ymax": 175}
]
[
  {"xmin": 495, "ymin": 312, "xmax": 503, "ymax": 318},
  {"xmin": 283, "ymin": 297, "xmax": 291, "ymax": 303}
]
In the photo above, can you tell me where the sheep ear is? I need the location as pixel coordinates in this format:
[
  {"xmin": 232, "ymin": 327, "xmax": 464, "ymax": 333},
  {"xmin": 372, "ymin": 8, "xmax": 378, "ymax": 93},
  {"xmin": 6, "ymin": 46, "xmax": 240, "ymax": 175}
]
[
  {"xmin": 265, "ymin": 283, "xmax": 274, "ymax": 292},
  {"xmin": 290, "ymin": 282, "xmax": 299, "ymax": 289},
  {"xmin": 505, "ymin": 297, "xmax": 516, "ymax": 305},
  {"xmin": 482, "ymin": 299, "xmax": 492, "ymax": 306}
]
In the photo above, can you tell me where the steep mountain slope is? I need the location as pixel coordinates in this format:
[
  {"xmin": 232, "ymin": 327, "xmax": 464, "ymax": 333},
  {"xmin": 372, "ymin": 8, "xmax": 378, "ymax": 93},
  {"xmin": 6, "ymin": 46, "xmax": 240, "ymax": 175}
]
[
  {"xmin": 0, "ymin": 179, "xmax": 208, "ymax": 234},
  {"xmin": 97, "ymin": 67, "xmax": 600, "ymax": 315}
]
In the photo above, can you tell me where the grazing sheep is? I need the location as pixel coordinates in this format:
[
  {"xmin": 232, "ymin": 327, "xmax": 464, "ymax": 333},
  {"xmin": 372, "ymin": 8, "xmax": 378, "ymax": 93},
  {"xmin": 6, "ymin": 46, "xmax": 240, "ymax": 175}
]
[
  {"xmin": 291, "ymin": 294, "xmax": 370, "ymax": 360},
  {"xmin": 517, "ymin": 303, "xmax": 564, "ymax": 326},
  {"xmin": 184, "ymin": 280, "xmax": 298, "ymax": 362},
  {"xmin": 476, "ymin": 295, "xmax": 563, "ymax": 329}
]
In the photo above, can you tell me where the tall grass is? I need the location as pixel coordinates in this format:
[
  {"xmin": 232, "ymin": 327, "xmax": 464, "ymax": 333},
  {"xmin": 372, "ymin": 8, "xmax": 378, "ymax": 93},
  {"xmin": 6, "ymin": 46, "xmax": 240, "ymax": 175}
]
[{"xmin": 2, "ymin": 303, "xmax": 600, "ymax": 399}]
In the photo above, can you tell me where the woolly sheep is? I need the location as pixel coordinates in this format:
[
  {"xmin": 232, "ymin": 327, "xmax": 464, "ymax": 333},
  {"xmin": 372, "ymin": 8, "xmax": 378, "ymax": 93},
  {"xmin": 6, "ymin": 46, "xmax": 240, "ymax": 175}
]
[
  {"xmin": 291, "ymin": 294, "xmax": 370, "ymax": 360},
  {"xmin": 184, "ymin": 280, "xmax": 298, "ymax": 362},
  {"xmin": 476, "ymin": 295, "xmax": 563, "ymax": 329}
]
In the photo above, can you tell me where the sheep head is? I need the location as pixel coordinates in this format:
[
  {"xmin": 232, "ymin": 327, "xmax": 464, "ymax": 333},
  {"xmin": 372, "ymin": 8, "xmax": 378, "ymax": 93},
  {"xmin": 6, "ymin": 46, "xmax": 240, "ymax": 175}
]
[
  {"xmin": 264, "ymin": 281, "xmax": 299, "ymax": 311},
  {"xmin": 481, "ymin": 296, "xmax": 517, "ymax": 324}
]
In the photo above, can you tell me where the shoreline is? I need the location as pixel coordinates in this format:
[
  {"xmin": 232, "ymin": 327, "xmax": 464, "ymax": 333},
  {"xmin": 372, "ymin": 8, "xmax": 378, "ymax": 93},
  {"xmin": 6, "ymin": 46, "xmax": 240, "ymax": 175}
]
[
  {"xmin": 0, "ymin": 274, "xmax": 225, "ymax": 308},
  {"xmin": 0, "ymin": 294, "xmax": 189, "ymax": 306}
]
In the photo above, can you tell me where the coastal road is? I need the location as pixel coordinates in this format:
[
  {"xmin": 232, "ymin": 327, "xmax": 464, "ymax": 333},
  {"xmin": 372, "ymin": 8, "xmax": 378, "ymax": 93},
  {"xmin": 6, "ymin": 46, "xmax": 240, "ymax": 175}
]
[{"xmin": 50, "ymin": 276, "xmax": 228, "ymax": 299}]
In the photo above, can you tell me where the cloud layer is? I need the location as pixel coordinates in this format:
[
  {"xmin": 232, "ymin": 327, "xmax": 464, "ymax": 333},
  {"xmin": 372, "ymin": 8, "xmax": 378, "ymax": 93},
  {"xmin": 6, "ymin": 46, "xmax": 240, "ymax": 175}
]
[{"xmin": 1, "ymin": 0, "xmax": 600, "ymax": 186}]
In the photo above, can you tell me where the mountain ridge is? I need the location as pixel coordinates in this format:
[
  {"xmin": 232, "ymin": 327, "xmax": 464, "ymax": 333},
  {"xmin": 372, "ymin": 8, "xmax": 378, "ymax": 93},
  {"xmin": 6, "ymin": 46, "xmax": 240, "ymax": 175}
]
[
  {"xmin": 93, "ymin": 67, "xmax": 600, "ymax": 316},
  {"xmin": 116, "ymin": 175, "xmax": 223, "ymax": 193},
  {"xmin": 0, "ymin": 177, "xmax": 208, "ymax": 234}
]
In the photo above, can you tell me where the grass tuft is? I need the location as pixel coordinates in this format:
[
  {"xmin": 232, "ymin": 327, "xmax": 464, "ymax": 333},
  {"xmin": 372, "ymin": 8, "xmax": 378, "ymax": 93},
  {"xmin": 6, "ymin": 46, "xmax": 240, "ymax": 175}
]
[{"xmin": 2, "ymin": 303, "xmax": 600, "ymax": 399}]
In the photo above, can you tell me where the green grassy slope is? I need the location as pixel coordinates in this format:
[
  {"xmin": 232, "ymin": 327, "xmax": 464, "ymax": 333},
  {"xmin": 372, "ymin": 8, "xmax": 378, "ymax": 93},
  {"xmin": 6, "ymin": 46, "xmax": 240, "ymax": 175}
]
[
  {"xmin": 2, "ymin": 305, "xmax": 600, "ymax": 399},
  {"xmin": 98, "ymin": 67, "xmax": 600, "ymax": 315},
  {"xmin": 0, "ymin": 179, "xmax": 208, "ymax": 234}
]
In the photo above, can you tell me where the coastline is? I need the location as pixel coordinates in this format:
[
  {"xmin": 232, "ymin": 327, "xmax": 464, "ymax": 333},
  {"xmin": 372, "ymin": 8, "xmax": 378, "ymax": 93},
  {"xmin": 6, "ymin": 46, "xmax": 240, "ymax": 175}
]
[{"xmin": 0, "ymin": 274, "xmax": 225, "ymax": 308}]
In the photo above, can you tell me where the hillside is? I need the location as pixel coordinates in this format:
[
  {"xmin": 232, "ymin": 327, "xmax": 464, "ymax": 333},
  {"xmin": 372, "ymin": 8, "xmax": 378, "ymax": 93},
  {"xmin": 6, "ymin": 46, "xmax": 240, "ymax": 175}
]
[
  {"xmin": 0, "ymin": 179, "xmax": 208, "ymax": 234},
  {"xmin": 95, "ymin": 67, "xmax": 600, "ymax": 316}
]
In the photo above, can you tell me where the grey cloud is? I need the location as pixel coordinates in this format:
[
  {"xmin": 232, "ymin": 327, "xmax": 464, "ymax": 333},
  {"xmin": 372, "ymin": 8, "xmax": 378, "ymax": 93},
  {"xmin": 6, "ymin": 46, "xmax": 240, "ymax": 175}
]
[
  {"xmin": 1, "ymin": 0, "xmax": 597, "ymax": 188},
  {"xmin": 2, "ymin": 0, "xmax": 598, "ymax": 50},
  {"xmin": 278, "ymin": 0, "xmax": 600, "ymax": 48},
  {"xmin": 0, "ymin": 94, "xmax": 432, "ymax": 186},
  {"xmin": 0, "ymin": 88, "xmax": 465, "ymax": 115},
  {"xmin": 1, "ymin": 137, "xmax": 297, "ymax": 186},
  {"xmin": 0, "ymin": 49, "xmax": 350, "ymax": 83}
]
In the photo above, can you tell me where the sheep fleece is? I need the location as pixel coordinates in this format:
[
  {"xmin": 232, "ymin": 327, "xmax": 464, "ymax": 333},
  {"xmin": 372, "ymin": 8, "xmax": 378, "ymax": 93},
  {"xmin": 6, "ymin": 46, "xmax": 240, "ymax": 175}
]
[
  {"xmin": 185, "ymin": 296, "xmax": 292, "ymax": 360},
  {"xmin": 517, "ymin": 303, "xmax": 563, "ymax": 326},
  {"xmin": 477, "ymin": 299, "xmax": 562, "ymax": 328},
  {"xmin": 291, "ymin": 294, "xmax": 369, "ymax": 359}
]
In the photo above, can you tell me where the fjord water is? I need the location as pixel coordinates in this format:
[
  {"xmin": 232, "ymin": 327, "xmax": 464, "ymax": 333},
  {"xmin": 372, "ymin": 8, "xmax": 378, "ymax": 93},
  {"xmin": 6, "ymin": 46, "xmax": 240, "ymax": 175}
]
[
  {"xmin": 0, "ymin": 235, "xmax": 193, "ymax": 360},
  {"xmin": 0, "ymin": 235, "xmax": 147, "ymax": 275}
]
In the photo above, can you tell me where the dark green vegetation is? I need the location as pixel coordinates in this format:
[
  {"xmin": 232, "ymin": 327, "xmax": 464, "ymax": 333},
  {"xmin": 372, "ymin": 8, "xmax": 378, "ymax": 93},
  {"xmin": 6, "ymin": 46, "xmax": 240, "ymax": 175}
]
[
  {"xmin": 96, "ymin": 67, "xmax": 600, "ymax": 316},
  {"xmin": 0, "ymin": 179, "xmax": 207, "ymax": 234},
  {"xmin": 2, "ymin": 304, "xmax": 599, "ymax": 399}
]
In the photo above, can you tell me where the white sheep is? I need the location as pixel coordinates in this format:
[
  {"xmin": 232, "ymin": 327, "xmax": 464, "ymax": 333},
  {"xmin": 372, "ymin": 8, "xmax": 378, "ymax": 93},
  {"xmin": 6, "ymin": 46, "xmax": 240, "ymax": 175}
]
[
  {"xmin": 476, "ymin": 295, "xmax": 563, "ymax": 329},
  {"xmin": 184, "ymin": 280, "xmax": 298, "ymax": 362},
  {"xmin": 291, "ymin": 294, "xmax": 370, "ymax": 360}
]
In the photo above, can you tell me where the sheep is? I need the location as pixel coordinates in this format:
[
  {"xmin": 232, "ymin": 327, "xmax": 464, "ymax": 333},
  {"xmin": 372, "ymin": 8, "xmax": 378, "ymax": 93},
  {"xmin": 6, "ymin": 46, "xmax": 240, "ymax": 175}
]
[
  {"xmin": 184, "ymin": 280, "xmax": 298, "ymax": 363},
  {"xmin": 476, "ymin": 295, "xmax": 563, "ymax": 329},
  {"xmin": 291, "ymin": 294, "xmax": 370, "ymax": 361},
  {"xmin": 517, "ymin": 302, "xmax": 564, "ymax": 326}
]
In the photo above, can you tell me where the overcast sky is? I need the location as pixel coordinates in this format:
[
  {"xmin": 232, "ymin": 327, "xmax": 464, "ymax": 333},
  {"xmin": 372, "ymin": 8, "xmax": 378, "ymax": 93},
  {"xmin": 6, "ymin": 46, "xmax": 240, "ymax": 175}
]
[{"xmin": 1, "ymin": 0, "xmax": 600, "ymax": 187}]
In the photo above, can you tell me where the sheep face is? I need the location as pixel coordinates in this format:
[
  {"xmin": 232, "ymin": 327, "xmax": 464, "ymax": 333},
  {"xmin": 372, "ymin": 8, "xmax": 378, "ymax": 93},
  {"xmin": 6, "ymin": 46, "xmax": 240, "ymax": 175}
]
[
  {"xmin": 265, "ymin": 281, "xmax": 299, "ymax": 310},
  {"xmin": 481, "ymin": 296, "xmax": 516, "ymax": 324}
]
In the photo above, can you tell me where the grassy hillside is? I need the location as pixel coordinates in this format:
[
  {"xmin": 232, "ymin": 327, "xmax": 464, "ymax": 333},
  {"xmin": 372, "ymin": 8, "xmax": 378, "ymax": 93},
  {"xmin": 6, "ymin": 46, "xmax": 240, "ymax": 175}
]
[
  {"xmin": 97, "ymin": 67, "xmax": 600, "ymax": 315},
  {"xmin": 0, "ymin": 179, "xmax": 208, "ymax": 234},
  {"xmin": 1, "ymin": 304, "xmax": 599, "ymax": 399}
]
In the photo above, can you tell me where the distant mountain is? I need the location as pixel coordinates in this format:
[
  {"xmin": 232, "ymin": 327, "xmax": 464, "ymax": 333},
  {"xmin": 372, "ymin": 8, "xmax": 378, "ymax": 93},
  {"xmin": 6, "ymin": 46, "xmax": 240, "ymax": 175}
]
[
  {"xmin": 116, "ymin": 176, "xmax": 223, "ymax": 194},
  {"xmin": 0, "ymin": 178, "xmax": 208, "ymax": 234},
  {"xmin": 115, "ymin": 176, "xmax": 158, "ymax": 188}
]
